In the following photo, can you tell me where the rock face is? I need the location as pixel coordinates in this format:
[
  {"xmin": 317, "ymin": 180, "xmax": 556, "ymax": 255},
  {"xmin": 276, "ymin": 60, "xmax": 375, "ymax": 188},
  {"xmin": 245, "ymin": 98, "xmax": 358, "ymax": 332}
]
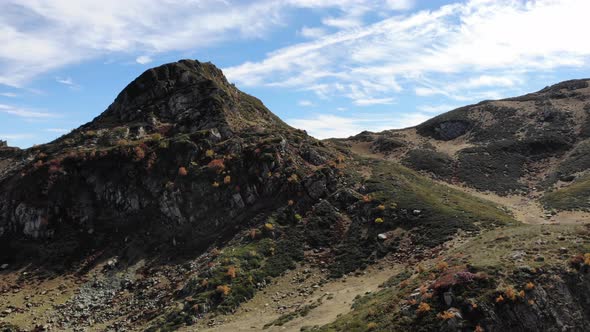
[
  {"xmin": 0, "ymin": 60, "xmax": 335, "ymax": 268},
  {"xmin": 479, "ymin": 271, "xmax": 590, "ymax": 332},
  {"xmin": 87, "ymin": 60, "xmax": 287, "ymax": 138}
]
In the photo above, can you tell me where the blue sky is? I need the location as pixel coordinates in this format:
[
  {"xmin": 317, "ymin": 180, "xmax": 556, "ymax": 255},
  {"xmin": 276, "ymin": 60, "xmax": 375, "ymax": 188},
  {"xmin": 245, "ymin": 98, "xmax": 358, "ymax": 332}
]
[{"xmin": 1, "ymin": 0, "xmax": 590, "ymax": 148}]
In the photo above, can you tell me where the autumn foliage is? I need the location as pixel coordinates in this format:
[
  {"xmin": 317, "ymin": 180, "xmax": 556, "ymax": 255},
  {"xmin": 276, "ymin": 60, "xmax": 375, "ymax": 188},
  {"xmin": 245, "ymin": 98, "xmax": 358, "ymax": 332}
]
[
  {"xmin": 216, "ymin": 285, "xmax": 231, "ymax": 296},
  {"xmin": 207, "ymin": 159, "xmax": 225, "ymax": 172},
  {"xmin": 227, "ymin": 266, "xmax": 237, "ymax": 279}
]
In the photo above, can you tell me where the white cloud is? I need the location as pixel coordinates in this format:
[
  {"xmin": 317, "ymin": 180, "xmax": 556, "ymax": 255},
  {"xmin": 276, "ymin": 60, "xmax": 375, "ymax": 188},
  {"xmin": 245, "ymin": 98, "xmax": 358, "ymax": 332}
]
[
  {"xmin": 45, "ymin": 128, "xmax": 70, "ymax": 133},
  {"xmin": 0, "ymin": 133, "xmax": 35, "ymax": 141},
  {"xmin": 0, "ymin": 92, "xmax": 17, "ymax": 97},
  {"xmin": 417, "ymin": 104, "xmax": 459, "ymax": 113},
  {"xmin": 299, "ymin": 26, "xmax": 327, "ymax": 39},
  {"xmin": 353, "ymin": 97, "xmax": 395, "ymax": 106},
  {"xmin": 136, "ymin": 55, "xmax": 152, "ymax": 64},
  {"xmin": 0, "ymin": 0, "xmax": 286, "ymax": 87},
  {"xmin": 226, "ymin": 0, "xmax": 590, "ymax": 103},
  {"xmin": 0, "ymin": 104, "xmax": 56, "ymax": 118},
  {"xmin": 56, "ymin": 77, "xmax": 74, "ymax": 86},
  {"xmin": 298, "ymin": 99, "xmax": 314, "ymax": 107},
  {"xmin": 288, "ymin": 112, "xmax": 430, "ymax": 139},
  {"xmin": 0, "ymin": 0, "xmax": 420, "ymax": 87}
]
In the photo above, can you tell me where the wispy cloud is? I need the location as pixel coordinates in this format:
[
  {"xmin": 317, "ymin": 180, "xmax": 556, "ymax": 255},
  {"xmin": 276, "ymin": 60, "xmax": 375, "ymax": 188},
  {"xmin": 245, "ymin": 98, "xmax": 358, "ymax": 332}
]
[
  {"xmin": 45, "ymin": 128, "xmax": 70, "ymax": 133},
  {"xmin": 0, "ymin": 104, "xmax": 56, "ymax": 118},
  {"xmin": 56, "ymin": 77, "xmax": 75, "ymax": 86},
  {"xmin": 0, "ymin": 92, "xmax": 17, "ymax": 97},
  {"xmin": 417, "ymin": 104, "xmax": 459, "ymax": 113},
  {"xmin": 136, "ymin": 55, "xmax": 153, "ymax": 64},
  {"xmin": 226, "ymin": 0, "xmax": 590, "ymax": 103},
  {"xmin": 0, "ymin": 0, "xmax": 416, "ymax": 87},
  {"xmin": 353, "ymin": 97, "xmax": 395, "ymax": 106},
  {"xmin": 0, "ymin": 133, "xmax": 35, "ymax": 141},
  {"xmin": 298, "ymin": 99, "xmax": 315, "ymax": 107},
  {"xmin": 299, "ymin": 26, "xmax": 327, "ymax": 39}
]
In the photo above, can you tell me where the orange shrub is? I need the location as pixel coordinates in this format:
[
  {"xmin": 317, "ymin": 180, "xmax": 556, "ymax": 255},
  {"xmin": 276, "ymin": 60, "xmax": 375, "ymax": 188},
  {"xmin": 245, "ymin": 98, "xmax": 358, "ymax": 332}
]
[
  {"xmin": 437, "ymin": 311, "xmax": 455, "ymax": 320},
  {"xmin": 216, "ymin": 285, "xmax": 231, "ymax": 296},
  {"xmin": 436, "ymin": 261, "xmax": 449, "ymax": 271},
  {"xmin": 417, "ymin": 302, "xmax": 431, "ymax": 314},
  {"xmin": 178, "ymin": 167, "xmax": 188, "ymax": 176},
  {"xmin": 227, "ymin": 266, "xmax": 237, "ymax": 279},
  {"xmin": 224, "ymin": 175, "xmax": 231, "ymax": 184},
  {"xmin": 207, "ymin": 159, "xmax": 225, "ymax": 172},
  {"xmin": 525, "ymin": 282, "xmax": 535, "ymax": 290},
  {"xmin": 505, "ymin": 287, "xmax": 516, "ymax": 301}
]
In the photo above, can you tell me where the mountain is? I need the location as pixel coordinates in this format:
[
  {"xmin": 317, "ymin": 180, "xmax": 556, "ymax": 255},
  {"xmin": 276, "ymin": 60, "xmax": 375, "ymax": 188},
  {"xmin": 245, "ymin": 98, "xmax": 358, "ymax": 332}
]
[
  {"xmin": 0, "ymin": 61, "xmax": 589, "ymax": 332},
  {"xmin": 347, "ymin": 79, "xmax": 590, "ymax": 194}
]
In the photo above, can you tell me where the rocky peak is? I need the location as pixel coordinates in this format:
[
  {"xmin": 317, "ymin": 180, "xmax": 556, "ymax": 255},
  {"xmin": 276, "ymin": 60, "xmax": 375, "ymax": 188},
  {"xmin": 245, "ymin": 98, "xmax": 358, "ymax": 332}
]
[{"xmin": 85, "ymin": 59, "xmax": 287, "ymax": 139}]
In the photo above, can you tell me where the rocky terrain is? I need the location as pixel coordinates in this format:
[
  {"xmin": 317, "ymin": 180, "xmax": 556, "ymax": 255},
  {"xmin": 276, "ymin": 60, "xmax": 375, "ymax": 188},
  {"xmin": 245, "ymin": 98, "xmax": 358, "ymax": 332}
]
[{"xmin": 0, "ymin": 60, "xmax": 589, "ymax": 332}]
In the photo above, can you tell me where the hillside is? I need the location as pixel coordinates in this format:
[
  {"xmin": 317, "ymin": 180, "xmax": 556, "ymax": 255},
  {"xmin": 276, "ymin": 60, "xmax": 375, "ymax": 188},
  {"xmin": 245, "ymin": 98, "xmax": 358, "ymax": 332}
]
[{"xmin": 1, "ymin": 61, "xmax": 589, "ymax": 332}]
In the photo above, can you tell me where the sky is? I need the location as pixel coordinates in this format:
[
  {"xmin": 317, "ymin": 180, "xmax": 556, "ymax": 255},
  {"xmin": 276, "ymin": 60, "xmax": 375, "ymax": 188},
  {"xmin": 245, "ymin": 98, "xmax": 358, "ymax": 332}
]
[{"xmin": 1, "ymin": 0, "xmax": 590, "ymax": 148}]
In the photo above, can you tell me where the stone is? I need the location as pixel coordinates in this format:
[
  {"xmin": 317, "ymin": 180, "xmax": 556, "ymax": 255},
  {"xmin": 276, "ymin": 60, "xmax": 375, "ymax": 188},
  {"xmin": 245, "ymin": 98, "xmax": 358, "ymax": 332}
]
[
  {"xmin": 0, "ymin": 263, "xmax": 8, "ymax": 270},
  {"xmin": 378, "ymin": 233, "xmax": 388, "ymax": 240},
  {"xmin": 511, "ymin": 251, "xmax": 527, "ymax": 260},
  {"xmin": 443, "ymin": 291, "xmax": 453, "ymax": 306}
]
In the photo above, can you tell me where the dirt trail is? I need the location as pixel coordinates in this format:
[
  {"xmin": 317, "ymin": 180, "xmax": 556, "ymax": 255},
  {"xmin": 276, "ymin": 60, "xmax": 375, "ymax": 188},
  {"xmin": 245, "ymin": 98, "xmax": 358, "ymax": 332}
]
[
  {"xmin": 195, "ymin": 263, "xmax": 402, "ymax": 332},
  {"xmin": 438, "ymin": 181, "xmax": 587, "ymax": 225}
]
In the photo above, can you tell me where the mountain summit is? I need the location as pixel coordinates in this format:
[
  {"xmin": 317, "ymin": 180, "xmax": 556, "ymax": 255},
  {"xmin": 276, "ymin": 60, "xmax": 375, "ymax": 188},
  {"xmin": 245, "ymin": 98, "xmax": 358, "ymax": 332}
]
[{"xmin": 86, "ymin": 59, "xmax": 288, "ymax": 138}]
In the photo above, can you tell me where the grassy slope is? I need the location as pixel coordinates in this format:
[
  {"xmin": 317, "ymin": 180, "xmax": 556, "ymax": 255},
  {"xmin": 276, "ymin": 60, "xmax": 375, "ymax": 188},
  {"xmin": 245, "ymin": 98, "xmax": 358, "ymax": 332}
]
[
  {"xmin": 316, "ymin": 224, "xmax": 590, "ymax": 332},
  {"xmin": 359, "ymin": 158, "xmax": 515, "ymax": 243},
  {"xmin": 543, "ymin": 175, "xmax": 590, "ymax": 211}
]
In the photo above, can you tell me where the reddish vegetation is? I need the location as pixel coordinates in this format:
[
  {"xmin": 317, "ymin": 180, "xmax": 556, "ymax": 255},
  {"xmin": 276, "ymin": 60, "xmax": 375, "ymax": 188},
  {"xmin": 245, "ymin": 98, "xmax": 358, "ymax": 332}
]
[
  {"xmin": 178, "ymin": 167, "xmax": 188, "ymax": 176},
  {"xmin": 47, "ymin": 159, "xmax": 62, "ymax": 174},
  {"xmin": 207, "ymin": 159, "xmax": 225, "ymax": 172},
  {"xmin": 157, "ymin": 124, "xmax": 173, "ymax": 135},
  {"xmin": 133, "ymin": 146, "xmax": 146, "ymax": 161},
  {"xmin": 431, "ymin": 267, "xmax": 485, "ymax": 291}
]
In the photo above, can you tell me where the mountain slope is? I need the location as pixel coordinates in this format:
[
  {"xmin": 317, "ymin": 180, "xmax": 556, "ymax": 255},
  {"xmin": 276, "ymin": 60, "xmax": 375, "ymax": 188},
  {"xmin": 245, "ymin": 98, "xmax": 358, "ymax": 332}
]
[
  {"xmin": 347, "ymin": 79, "xmax": 590, "ymax": 195},
  {"xmin": 0, "ymin": 60, "xmax": 519, "ymax": 332}
]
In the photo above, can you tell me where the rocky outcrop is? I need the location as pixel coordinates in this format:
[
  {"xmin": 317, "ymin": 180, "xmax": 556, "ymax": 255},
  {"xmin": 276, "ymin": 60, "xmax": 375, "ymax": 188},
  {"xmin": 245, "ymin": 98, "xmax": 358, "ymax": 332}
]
[{"xmin": 0, "ymin": 60, "xmax": 337, "ymax": 268}]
